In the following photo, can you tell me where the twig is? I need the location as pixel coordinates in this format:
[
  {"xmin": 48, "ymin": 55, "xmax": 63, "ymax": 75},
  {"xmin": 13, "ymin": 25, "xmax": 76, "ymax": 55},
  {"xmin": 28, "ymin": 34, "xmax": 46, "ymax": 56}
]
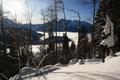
[
  {"xmin": 0, "ymin": 73, "xmax": 9, "ymax": 80},
  {"xmin": 37, "ymin": 51, "xmax": 55, "ymax": 68},
  {"xmin": 7, "ymin": 55, "xmax": 19, "ymax": 60}
]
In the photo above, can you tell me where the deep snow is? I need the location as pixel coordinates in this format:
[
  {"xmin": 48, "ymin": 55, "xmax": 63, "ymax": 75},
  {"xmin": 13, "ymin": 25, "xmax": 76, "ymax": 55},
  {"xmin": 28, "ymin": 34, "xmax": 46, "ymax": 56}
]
[{"xmin": 10, "ymin": 55, "xmax": 120, "ymax": 80}]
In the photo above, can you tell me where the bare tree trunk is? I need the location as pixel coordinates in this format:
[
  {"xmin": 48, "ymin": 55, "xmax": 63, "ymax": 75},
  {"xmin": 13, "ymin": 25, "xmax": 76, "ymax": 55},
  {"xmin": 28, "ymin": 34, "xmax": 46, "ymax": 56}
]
[
  {"xmin": 14, "ymin": 14, "xmax": 21, "ymax": 71},
  {"xmin": 54, "ymin": 0, "xmax": 58, "ymax": 63},
  {"xmin": 92, "ymin": 0, "xmax": 96, "ymax": 59},
  {"xmin": 0, "ymin": 0, "xmax": 6, "ymax": 55},
  {"xmin": 41, "ymin": 10, "xmax": 46, "ymax": 54}
]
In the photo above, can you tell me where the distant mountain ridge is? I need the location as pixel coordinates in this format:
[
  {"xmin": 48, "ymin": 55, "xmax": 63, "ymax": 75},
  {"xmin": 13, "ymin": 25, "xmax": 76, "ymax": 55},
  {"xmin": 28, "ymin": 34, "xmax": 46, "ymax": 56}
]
[
  {"xmin": 3, "ymin": 18, "xmax": 92, "ymax": 32},
  {"xmin": 30, "ymin": 19, "xmax": 92, "ymax": 32}
]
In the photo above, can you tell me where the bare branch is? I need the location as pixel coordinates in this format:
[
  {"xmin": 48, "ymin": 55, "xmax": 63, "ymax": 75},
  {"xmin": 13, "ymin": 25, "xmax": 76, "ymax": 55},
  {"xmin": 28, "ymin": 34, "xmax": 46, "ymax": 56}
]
[{"xmin": 0, "ymin": 73, "xmax": 9, "ymax": 80}]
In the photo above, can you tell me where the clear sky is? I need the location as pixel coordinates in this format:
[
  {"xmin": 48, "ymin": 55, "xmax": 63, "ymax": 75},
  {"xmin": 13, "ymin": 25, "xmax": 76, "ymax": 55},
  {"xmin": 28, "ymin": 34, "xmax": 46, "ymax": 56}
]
[{"xmin": 2, "ymin": 0, "xmax": 98, "ymax": 24}]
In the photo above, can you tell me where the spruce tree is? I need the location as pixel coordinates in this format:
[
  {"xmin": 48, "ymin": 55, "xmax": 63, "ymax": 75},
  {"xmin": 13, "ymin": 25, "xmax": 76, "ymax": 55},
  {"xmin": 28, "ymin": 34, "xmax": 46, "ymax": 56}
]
[{"xmin": 93, "ymin": 0, "xmax": 106, "ymax": 58}]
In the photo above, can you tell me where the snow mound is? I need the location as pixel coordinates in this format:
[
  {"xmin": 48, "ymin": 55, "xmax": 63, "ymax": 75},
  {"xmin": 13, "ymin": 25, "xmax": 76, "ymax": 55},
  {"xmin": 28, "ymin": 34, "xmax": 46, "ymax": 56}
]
[
  {"xmin": 104, "ymin": 56, "xmax": 120, "ymax": 65},
  {"xmin": 115, "ymin": 52, "xmax": 120, "ymax": 56},
  {"xmin": 104, "ymin": 55, "xmax": 113, "ymax": 62},
  {"xmin": 69, "ymin": 59, "xmax": 78, "ymax": 65}
]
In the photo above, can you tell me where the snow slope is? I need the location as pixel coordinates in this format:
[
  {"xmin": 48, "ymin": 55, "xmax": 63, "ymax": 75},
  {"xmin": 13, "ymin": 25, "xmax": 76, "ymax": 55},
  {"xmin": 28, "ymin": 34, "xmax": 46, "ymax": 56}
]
[
  {"xmin": 32, "ymin": 32, "xmax": 78, "ymax": 54},
  {"xmin": 32, "ymin": 32, "xmax": 91, "ymax": 54},
  {"xmin": 10, "ymin": 56, "xmax": 120, "ymax": 80},
  {"xmin": 37, "ymin": 31, "xmax": 78, "ymax": 44}
]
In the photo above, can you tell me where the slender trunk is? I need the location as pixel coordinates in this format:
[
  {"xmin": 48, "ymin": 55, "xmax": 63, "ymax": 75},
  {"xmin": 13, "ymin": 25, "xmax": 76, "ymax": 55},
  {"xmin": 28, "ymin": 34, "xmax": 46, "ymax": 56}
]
[
  {"xmin": 30, "ymin": 21, "xmax": 32, "ymax": 54},
  {"xmin": 0, "ymin": 0, "xmax": 6, "ymax": 55},
  {"xmin": 41, "ymin": 11, "xmax": 46, "ymax": 54},
  {"xmin": 14, "ymin": 14, "xmax": 21, "ymax": 71},
  {"xmin": 54, "ymin": 0, "xmax": 58, "ymax": 62},
  {"xmin": 62, "ymin": 2, "xmax": 67, "ymax": 34},
  {"xmin": 92, "ymin": 0, "xmax": 96, "ymax": 58},
  {"xmin": 93, "ymin": 0, "xmax": 96, "ymax": 32}
]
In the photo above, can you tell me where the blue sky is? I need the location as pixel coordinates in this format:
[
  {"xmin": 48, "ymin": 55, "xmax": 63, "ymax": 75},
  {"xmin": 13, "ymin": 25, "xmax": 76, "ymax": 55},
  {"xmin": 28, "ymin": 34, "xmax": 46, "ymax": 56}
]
[
  {"xmin": 3, "ymin": 0, "xmax": 98, "ymax": 24},
  {"xmin": 64, "ymin": 0, "xmax": 93, "ymax": 22},
  {"xmin": 30, "ymin": 0, "xmax": 95, "ymax": 24}
]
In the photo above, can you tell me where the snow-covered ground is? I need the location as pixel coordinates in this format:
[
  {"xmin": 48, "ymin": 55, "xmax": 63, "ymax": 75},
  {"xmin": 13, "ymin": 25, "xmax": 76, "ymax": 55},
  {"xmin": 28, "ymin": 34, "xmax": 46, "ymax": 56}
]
[{"xmin": 10, "ymin": 55, "xmax": 120, "ymax": 80}]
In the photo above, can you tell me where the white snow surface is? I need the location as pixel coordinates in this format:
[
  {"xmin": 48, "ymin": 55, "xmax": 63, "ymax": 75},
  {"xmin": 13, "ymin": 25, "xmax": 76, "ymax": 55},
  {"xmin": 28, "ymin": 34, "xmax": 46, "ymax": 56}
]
[
  {"xmin": 115, "ymin": 52, "xmax": 120, "ymax": 56},
  {"xmin": 32, "ymin": 45, "xmax": 41, "ymax": 54},
  {"xmin": 10, "ymin": 56, "xmax": 120, "ymax": 80}
]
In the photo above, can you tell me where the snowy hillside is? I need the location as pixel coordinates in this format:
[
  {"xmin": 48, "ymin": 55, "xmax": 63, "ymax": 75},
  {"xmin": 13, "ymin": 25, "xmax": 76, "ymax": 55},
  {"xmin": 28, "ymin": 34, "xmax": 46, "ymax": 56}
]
[
  {"xmin": 10, "ymin": 56, "xmax": 120, "ymax": 80},
  {"xmin": 37, "ymin": 31, "xmax": 78, "ymax": 44},
  {"xmin": 32, "ymin": 32, "xmax": 78, "ymax": 54}
]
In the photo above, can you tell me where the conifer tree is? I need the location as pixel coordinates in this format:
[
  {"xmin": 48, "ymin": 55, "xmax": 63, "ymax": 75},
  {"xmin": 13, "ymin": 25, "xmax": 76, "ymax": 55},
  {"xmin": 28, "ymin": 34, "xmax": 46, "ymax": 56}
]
[{"xmin": 93, "ymin": 0, "xmax": 106, "ymax": 58}]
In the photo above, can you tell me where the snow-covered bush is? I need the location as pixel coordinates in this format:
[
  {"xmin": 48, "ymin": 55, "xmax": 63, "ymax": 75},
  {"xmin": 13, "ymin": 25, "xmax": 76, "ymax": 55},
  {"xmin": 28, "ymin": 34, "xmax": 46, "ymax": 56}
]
[
  {"xmin": 100, "ymin": 14, "xmax": 115, "ymax": 58},
  {"xmin": 100, "ymin": 14, "xmax": 115, "ymax": 48},
  {"xmin": 9, "ymin": 65, "xmax": 61, "ymax": 80}
]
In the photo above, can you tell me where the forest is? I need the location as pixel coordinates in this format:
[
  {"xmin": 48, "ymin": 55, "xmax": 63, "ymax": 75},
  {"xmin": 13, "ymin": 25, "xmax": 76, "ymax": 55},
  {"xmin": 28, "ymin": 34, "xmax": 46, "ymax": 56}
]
[{"xmin": 0, "ymin": 0, "xmax": 120, "ymax": 80}]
